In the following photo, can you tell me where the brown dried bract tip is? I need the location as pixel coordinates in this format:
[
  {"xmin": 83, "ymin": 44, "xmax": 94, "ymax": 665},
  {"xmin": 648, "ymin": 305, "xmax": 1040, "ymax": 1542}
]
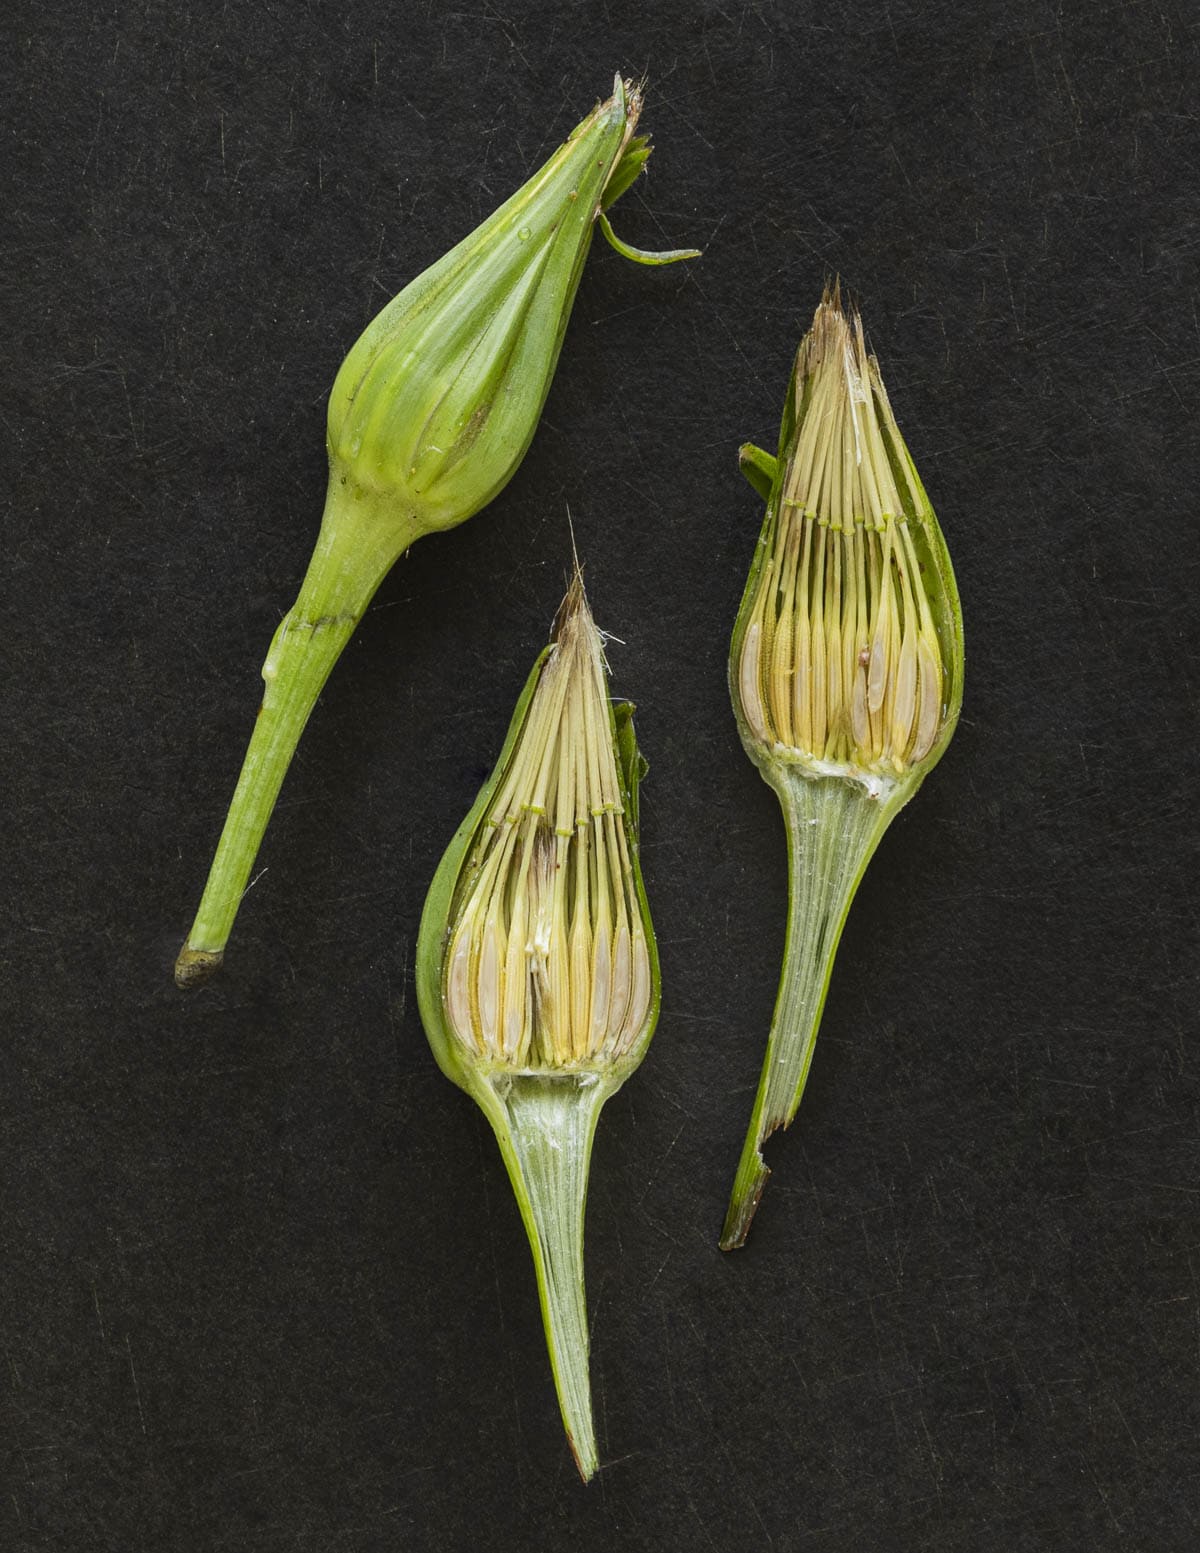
[
  {"xmin": 443, "ymin": 575, "xmax": 651, "ymax": 1070},
  {"xmin": 737, "ymin": 289, "xmax": 945, "ymax": 792}
]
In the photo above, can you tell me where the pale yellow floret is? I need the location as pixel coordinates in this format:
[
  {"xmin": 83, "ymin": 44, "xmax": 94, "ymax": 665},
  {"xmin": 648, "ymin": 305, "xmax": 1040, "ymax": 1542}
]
[
  {"xmin": 444, "ymin": 579, "xmax": 652, "ymax": 1068},
  {"xmin": 738, "ymin": 292, "xmax": 948, "ymax": 788}
]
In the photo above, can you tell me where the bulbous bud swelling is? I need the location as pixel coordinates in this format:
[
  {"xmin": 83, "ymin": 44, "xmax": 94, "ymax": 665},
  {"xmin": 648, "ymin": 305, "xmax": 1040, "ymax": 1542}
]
[{"xmin": 327, "ymin": 78, "xmax": 644, "ymax": 536}]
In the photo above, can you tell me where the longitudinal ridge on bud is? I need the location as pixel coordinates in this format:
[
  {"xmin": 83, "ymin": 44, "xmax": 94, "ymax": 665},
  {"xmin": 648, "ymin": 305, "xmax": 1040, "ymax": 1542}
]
[
  {"xmin": 417, "ymin": 571, "xmax": 660, "ymax": 1482},
  {"xmin": 723, "ymin": 288, "xmax": 964, "ymax": 1249}
]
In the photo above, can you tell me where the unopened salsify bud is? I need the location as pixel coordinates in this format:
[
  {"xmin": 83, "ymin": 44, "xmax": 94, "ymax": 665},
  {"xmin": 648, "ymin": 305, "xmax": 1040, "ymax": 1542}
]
[
  {"xmin": 174, "ymin": 77, "xmax": 697, "ymax": 987},
  {"xmin": 416, "ymin": 574, "xmax": 659, "ymax": 1482},
  {"xmin": 722, "ymin": 288, "xmax": 964, "ymax": 1249}
]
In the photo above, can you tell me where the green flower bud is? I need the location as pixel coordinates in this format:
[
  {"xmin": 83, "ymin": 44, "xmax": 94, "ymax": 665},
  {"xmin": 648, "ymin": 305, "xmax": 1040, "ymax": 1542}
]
[
  {"xmin": 327, "ymin": 76, "xmax": 693, "ymax": 534},
  {"xmin": 175, "ymin": 78, "xmax": 697, "ymax": 987},
  {"xmin": 722, "ymin": 289, "xmax": 964, "ymax": 1248},
  {"xmin": 416, "ymin": 575, "xmax": 659, "ymax": 1481}
]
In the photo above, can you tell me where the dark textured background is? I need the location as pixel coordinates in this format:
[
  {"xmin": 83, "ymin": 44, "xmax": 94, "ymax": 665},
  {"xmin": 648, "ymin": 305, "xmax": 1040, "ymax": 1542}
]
[{"xmin": 5, "ymin": 1, "xmax": 1199, "ymax": 1548}]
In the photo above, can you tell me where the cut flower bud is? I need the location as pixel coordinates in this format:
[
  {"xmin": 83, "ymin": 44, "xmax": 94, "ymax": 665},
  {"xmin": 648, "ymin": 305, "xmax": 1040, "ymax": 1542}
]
[
  {"xmin": 416, "ymin": 574, "xmax": 659, "ymax": 1481},
  {"xmin": 723, "ymin": 289, "xmax": 964, "ymax": 1249},
  {"xmin": 175, "ymin": 77, "xmax": 697, "ymax": 987}
]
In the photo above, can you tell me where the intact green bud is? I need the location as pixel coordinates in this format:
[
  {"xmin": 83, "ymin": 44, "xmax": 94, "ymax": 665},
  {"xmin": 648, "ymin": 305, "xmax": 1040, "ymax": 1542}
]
[
  {"xmin": 417, "ymin": 574, "xmax": 659, "ymax": 1481},
  {"xmin": 175, "ymin": 78, "xmax": 697, "ymax": 987},
  {"xmin": 722, "ymin": 289, "xmax": 964, "ymax": 1248},
  {"xmin": 327, "ymin": 76, "xmax": 695, "ymax": 536}
]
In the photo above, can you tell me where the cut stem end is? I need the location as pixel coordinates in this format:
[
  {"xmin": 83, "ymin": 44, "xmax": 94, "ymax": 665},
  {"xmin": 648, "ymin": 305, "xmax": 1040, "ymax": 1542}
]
[
  {"xmin": 173, "ymin": 945, "xmax": 225, "ymax": 989},
  {"xmin": 720, "ymin": 1141, "xmax": 772, "ymax": 1251}
]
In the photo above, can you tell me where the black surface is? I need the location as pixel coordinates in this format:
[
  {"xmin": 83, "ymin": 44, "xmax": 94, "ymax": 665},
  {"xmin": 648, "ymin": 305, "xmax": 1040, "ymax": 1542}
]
[{"xmin": 6, "ymin": 2, "xmax": 1199, "ymax": 1548}]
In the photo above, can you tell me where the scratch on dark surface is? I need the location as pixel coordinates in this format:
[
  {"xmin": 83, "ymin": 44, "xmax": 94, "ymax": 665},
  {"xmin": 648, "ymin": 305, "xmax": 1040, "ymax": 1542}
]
[
  {"xmin": 887, "ymin": 140, "xmax": 913, "ymax": 191},
  {"xmin": 1110, "ymin": 1396, "xmax": 1143, "ymax": 1459},
  {"xmin": 81, "ymin": 96, "xmax": 105, "ymax": 179},
  {"xmin": 918, "ymin": 1408, "xmax": 945, "ymax": 1491},
  {"xmin": 1000, "ymin": 253, "xmax": 1023, "ymax": 341},
  {"xmin": 1086, "ymin": 1456, "xmax": 1125, "ymax": 1533},
  {"xmin": 125, "ymin": 1336, "xmax": 147, "ymax": 1435},
  {"xmin": 387, "ymin": 937, "xmax": 409, "ymax": 1054},
  {"xmin": 633, "ymin": 1122, "xmax": 685, "ymax": 1211},
  {"xmin": 653, "ymin": 89, "xmax": 715, "ymax": 153},
  {"xmin": 119, "ymin": 371, "xmax": 140, "ymax": 453},
  {"xmin": 719, "ymin": 1439, "xmax": 777, "ymax": 1546},
  {"xmin": 659, "ymin": 1302, "xmax": 680, "ymax": 1425},
  {"xmin": 505, "ymin": 1345, "xmax": 528, "ymax": 1509},
  {"xmin": 646, "ymin": 1248, "xmax": 674, "ymax": 1295},
  {"xmin": 365, "ymin": 224, "xmax": 388, "ymax": 308},
  {"xmin": 91, "ymin": 1283, "xmax": 106, "ymax": 1344},
  {"xmin": 682, "ymin": 1487, "xmax": 723, "ymax": 1553}
]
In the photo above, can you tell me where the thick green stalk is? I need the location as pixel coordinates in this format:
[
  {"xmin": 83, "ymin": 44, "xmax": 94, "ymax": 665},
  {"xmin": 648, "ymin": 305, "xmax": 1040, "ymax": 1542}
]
[
  {"xmin": 490, "ymin": 1073, "xmax": 608, "ymax": 1481},
  {"xmin": 721, "ymin": 768, "xmax": 902, "ymax": 1249},
  {"xmin": 175, "ymin": 483, "xmax": 418, "ymax": 985}
]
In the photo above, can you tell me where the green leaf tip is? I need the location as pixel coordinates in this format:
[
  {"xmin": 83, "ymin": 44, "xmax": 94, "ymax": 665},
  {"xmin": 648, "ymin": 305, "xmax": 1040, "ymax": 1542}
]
[
  {"xmin": 723, "ymin": 288, "xmax": 964, "ymax": 1245},
  {"xmin": 416, "ymin": 570, "xmax": 660, "ymax": 1480}
]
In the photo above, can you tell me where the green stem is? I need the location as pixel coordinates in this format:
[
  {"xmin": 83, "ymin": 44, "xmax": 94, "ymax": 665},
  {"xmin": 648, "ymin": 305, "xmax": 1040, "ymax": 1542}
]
[
  {"xmin": 721, "ymin": 769, "xmax": 903, "ymax": 1250},
  {"xmin": 489, "ymin": 1072, "xmax": 608, "ymax": 1481},
  {"xmin": 175, "ymin": 479, "xmax": 419, "ymax": 986}
]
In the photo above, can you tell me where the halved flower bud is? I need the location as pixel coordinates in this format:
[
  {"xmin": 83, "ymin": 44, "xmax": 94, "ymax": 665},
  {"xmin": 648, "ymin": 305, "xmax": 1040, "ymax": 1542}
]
[
  {"xmin": 417, "ymin": 574, "xmax": 659, "ymax": 1481},
  {"xmin": 175, "ymin": 78, "xmax": 697, "ymax": 987},
  {"xmin": 723, "ymin": 289, "xmax": 964, "ymax": 1248}
]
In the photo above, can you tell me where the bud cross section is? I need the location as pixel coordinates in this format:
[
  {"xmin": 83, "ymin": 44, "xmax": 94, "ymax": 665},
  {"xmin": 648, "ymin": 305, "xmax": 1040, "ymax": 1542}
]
[
  {"xmin": 445, "ymin": 580, "xmax": 652, "ymax": 1069},
  {"xmin": 737, "ymin": 300, "xmax": 948, "ymax": 797}
]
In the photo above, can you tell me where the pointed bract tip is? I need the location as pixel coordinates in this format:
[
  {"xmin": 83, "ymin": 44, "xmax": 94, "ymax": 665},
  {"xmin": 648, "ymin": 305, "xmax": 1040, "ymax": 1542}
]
[
  {"xmin": 605, "ymin": 73, "xmax": 643, "ymax": 133},
  {"xmin": 552, "ymin": 560, "xmax": 594, "ymax": 644},
  {"xmin": 603, "ymin": 73, "xmax": 640, "ymax": 134}
]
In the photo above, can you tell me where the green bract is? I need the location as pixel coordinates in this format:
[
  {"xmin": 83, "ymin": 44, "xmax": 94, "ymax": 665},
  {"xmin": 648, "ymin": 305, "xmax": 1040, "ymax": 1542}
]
[
  {"xmin": 722, "ymin": 290, "xmax": 964, "ymax": 1249},
  {"xmin": 175, "ymin": 77, "xmax": 697, "ymax": 987},
  {"xmin": 416, "ymin": 576, "xmax": 660, "ymax": 1481}
]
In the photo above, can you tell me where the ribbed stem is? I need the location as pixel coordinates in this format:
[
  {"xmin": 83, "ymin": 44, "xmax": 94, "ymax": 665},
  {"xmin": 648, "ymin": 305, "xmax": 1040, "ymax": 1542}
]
[
  {"xmin": 492, "ymin": 1072, "xmax": 607, "ymax": 1481},
  {"xmin": 721, "ymin": 768, "xmax": 902, "ymax": 1249},
  {"xmin": 175, "ymin": 480, "xmax": 419, "ymax": 986}
]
